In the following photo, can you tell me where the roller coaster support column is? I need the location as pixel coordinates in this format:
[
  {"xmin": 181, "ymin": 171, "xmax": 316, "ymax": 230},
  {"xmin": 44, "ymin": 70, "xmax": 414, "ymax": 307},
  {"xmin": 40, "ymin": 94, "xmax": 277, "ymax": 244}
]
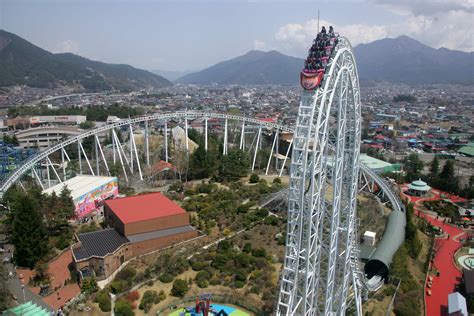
[
  {"xmin": 95, "ymin": 135, "xmax": 99, "ymax": 175},
  {"xmin": 112, "ymin": 130, "xmax": 116, "ymax": 165},
  {"xmin": 164, "ymin": 120, "xmax": 168, "ymax": 162},
  {"xmin": 62, "ymin": 148, "xmax": 71, "ymax": 162},
  {"xmin": 145, "ymin": 120, "xmax": 150, "ymax": 166},
  {"xmin": 130, "ymin": 125, "xmax": 143, "ymax": 181},
  {"xmin": 32, "ymin": 167, "xmax": 44, "ymax": 190},
  {"xmin": 95, "ymin": 135, "xmax": 110, "ymax": 176},
  {"xmin": 61, "ymin": 147, "xmax": 66, "ymax": 181},
  {"xmin": 80, "ymin": 141, "xmax": 95, "ymax": 176},
  {"xmin": 129, "ymin": 125, "xmax": 134, "ymax": 171},
  {"xmin": 240, "ymin": 121, "xmax": 245, "ymax": 150},
  {"xmin": 112, "ymin": 129, "xmax": 129, "ymax": 184},
  {"xmin": 78, "ymin": 140, "xmax": 82, "ymax": 175},
  {"xmin": 205, "ymin": 118, "xmax": 208, "ymax": 151},
  {"xmin": 46, "ymin": 158, "xmax": 51, "ymax": 188},
  {"xmin": 223, "ymin": 119, "xmax": 228, "ymax": 155},
  {"xmin": 279, "ymin": 138, "xmax": 292, "ymax": 177},
  {"xmin": 185, "ymin": 118, "xmax": 189, "ymax": 151},
  {"xmin": 266, "ymin": 131, "xmax": 278, "ymax": 175},
  {"xmin": 252, "ymin": 125, "xmax": 262, "ymax": 171},
  {"xmin": 114, "ymin": 130, "xmax": 132, "ymax": 174},
  {"xmin": 275, "ymin": 131, "xmax": 279, "ymax": 171},
  {"xmin": 47, "ymin": 156, "xmax": 62, "ymax": 183}
]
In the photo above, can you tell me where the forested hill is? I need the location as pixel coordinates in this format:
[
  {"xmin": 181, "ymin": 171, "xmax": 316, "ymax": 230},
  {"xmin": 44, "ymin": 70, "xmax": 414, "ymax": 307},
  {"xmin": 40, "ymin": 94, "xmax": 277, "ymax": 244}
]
[
  {"xmin": 176, "ymin": 36, "xmax": 474, "ymax": 85},
  {"xmin": 0, "ymin": 30, "xmax": 172, "ymax": 92}
]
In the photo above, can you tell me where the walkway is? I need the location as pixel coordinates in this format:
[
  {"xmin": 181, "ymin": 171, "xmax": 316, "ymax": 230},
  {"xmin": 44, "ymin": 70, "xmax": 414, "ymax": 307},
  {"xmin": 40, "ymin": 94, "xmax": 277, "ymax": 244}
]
[
  {"xmin": 16, "ymin": 250, "xmax": 81, "ymax": 310},
  {"xmin": 401, "ymin": 186, "xmax": 466, "ymax": 316}
]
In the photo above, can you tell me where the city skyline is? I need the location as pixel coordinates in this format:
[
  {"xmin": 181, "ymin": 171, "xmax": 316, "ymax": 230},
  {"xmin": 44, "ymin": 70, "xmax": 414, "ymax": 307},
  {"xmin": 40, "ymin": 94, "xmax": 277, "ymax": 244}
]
[{"xmin": 2, "ymin": 0, "xmax": 473, "ymax": 72}]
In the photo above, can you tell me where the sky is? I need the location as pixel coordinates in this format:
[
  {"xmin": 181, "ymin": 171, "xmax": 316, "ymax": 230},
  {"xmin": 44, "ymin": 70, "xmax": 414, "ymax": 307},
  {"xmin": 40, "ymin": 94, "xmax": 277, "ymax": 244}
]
[{"xmin": 1, "ymin": 0, "xmax": 473, "ymax": 72}]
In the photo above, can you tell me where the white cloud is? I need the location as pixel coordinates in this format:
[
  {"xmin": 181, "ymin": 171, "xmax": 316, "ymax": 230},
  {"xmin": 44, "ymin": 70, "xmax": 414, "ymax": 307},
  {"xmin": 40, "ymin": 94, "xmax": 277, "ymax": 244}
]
[
  {"xmin": 54, "ymin": 40, "xmax": 79, "ymax": 54},
  {"xmin": 273, "ymin": 5, "xmax": 473, "ymax": 56},
  {"xmin": 274, "ymin": 19, "xmax": 392, "ymax": 54},
  {"xmin": 369, "ymin": 0, "xmax": 474, "ymax": 16},
  {"xmin": 253, "ymin": 40, "xmax": 267, "ymax": 51}
]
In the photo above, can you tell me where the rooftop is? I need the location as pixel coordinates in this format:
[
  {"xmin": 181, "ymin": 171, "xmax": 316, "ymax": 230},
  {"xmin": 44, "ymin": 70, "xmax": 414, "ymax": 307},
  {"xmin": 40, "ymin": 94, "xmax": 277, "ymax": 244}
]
[
  {"xmin": 360, "ymin": 154, "xmax": 395, "ymax": 171},
  {"xmin": 408, "ymin": 179, "xmax": 431, "ymax": 191},
  {"xmin": 43, "ymin": 175, "xmax": 117, "ymax": 201},
  {"xmin": 105, "ymin": 192, "xmax": 186, "ymax": 224},
  {"xmin": 127, "ymin": 225, "xmax": 196, "ymax": 243},
  {"xmin": 73, "ymin": 228, "xmax": 130, "ymax": 261}
]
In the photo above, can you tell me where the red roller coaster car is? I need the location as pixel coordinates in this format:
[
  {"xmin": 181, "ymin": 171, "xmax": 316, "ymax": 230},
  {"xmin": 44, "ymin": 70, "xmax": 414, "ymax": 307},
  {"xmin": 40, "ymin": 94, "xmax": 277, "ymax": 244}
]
[{"xmin": 300, "ymin": 25, "xmax": 338, "ymax": 90}]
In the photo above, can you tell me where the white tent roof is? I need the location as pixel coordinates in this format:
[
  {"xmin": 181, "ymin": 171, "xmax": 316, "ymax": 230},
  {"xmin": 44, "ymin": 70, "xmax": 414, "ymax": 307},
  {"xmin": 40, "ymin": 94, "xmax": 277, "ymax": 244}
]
[{"xmin": 43, "ymin": 175, "xmax": 116, "ymax": 201}]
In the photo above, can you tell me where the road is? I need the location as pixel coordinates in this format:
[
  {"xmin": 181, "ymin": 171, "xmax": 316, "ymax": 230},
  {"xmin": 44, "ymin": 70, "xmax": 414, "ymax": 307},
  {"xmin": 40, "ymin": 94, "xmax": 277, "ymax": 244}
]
[{"xmin": 2, "ymin": 246, "xmax": 52, "ymax": 312}]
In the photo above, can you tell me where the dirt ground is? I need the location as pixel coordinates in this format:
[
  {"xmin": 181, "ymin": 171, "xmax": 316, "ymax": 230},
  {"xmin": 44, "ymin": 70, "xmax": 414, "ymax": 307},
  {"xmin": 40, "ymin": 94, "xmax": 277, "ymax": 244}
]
[{"xmin": 364, "ymin": 294, "xmax": 394, "ymax": 316}]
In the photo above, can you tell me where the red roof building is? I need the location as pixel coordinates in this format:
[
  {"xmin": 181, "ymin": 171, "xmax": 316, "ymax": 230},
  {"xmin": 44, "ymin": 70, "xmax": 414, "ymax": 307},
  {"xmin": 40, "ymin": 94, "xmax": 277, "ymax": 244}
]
[
  {"xmin": 104, "ymin": 192, "xmax": 191, "ymax": 236},
  {"xmin": 105, "ymin": 192, "xmax": 185, "ymax": 224},
  {"xmin": 73, "ymin": 192, "xmax": 198, "ymax": 280}
]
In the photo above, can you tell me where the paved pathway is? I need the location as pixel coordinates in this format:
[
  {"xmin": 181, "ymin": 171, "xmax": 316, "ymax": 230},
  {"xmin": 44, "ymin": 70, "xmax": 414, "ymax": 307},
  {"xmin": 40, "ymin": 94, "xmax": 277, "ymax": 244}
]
[{"xmin": 401, "ymin": 185, "xmax": 466, "ymax": 316}]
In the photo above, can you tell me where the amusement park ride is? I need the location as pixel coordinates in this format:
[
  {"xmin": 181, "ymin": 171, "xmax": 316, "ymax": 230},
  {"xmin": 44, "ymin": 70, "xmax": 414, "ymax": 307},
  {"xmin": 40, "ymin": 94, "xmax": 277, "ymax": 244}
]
[
  {"xmin": 0, "ymin": 24, "xmax": 407, "ymax": 316},
  {"xmin": 277, "ymin": 26, "xmax": 365, "ymax": 315}
]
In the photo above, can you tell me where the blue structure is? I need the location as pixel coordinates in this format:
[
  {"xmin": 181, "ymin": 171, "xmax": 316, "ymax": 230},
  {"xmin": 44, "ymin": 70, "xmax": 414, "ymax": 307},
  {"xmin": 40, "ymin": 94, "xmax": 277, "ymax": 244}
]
[{"xmin": 0, "ymin": 141, "xmax": 35, "ymax": 176}]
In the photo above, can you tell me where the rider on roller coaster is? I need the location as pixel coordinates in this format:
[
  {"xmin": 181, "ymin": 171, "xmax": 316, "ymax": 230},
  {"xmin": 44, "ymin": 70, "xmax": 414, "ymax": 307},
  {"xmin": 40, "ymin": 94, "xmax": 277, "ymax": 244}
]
[{"xmin": 300, "ymin": 26, "xmax": 339, "ymax": 90}]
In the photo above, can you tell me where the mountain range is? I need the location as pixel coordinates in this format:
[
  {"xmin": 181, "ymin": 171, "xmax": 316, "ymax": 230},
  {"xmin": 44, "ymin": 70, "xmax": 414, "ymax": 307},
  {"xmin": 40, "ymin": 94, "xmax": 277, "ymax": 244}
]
[
  {"xmin": 0, "ymin": 30, "xmax": 171, "ymax": 92},
  {"xmin": 1, "ymin": 30, "xmax": 472, "ymax": 89},
  {"xmin": 176, "ymin": 36, "xmax": 474, "ymax": 85}
]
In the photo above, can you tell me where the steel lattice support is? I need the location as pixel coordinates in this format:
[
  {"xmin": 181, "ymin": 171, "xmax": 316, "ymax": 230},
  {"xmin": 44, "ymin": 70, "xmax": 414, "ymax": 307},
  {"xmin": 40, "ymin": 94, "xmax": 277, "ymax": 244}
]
[{"xmin": 277, "ymin": 37, "xmax": 363, "ymax": 316}]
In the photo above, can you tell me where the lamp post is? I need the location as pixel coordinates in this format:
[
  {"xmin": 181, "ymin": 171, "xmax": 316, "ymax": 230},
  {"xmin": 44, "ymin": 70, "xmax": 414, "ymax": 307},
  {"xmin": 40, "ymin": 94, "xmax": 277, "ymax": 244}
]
[{"xmin": 21, "ymin": 284, "xmax": 26, "ymax": 316}]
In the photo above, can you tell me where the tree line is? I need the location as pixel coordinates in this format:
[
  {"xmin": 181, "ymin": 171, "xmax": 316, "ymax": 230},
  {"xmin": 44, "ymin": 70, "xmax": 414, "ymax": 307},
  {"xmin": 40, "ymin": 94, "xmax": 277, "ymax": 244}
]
[{"xmin": 3, "ymin": 185, "xmax": 75, "ymax": 269}]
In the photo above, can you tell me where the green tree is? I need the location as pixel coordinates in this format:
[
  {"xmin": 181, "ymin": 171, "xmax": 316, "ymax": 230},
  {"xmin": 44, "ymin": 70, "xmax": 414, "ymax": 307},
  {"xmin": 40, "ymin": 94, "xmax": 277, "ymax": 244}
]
[
  {"xmin": 403, "ymin": 154, "xmax": 423, "ymax": 182},
  {"xmin": 249, "ymin": 174, "xmax": 260, "ymax": 183},
  {"xmin": 171, "ymin": 279, "xmax": 189, "ymax": 297},
  {"xmin": 11, "ymin": 193, "xmax": 49, "ymax": 268},
  {"xmin": 439, "ymin": 159, "xmax": 459, "ymax": 193},
  {"xmin": 81, "ymin": 277, "xmax": 98, "ymax": 295},
  {"xmin": 0, "ymin": 264, "xmax": 12, "ymax": 310},
  {"xmin": 139, "ymin": 290, "xmax": 159, "ymax": 312},
  {"xmin": 429, "ymin": 156, "xmax": 439, "ymax": 180},
  {"xmin": 3, "ymin": 134, "xmax": 19, "ymax": 146},
  {"xmin": 79, "ymin": 121, "xmax": 95, "ymax": 130},
  {"xmin": 95, "ymin": 288, "xmax": 111, "ymax": 312},
  {"xmin": 219, "ymin": 149, "xmax": 250, "ymax": 181},
  {"xmin": 189, "ymin": 143, "xmax": 218, "ymax": 179},
  {"xmin": 114, "ymin": 299, "xmax": 134, "ymax": 316}
]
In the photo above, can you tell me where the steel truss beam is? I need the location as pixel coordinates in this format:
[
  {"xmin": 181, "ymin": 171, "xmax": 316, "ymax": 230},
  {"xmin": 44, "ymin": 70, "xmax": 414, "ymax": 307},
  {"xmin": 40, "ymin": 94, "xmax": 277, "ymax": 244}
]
[{"xmin": 277, "ymin": 37, "xmax": 364, "ymax": 316}]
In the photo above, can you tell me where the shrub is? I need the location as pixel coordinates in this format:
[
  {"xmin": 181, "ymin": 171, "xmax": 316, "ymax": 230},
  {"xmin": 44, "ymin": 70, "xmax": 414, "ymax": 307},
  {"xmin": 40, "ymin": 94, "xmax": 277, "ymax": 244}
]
[
  {"xmin": 263, "ymin": 215, "xmax": 279, "ymax": 226},
  {"xmin": 126, "ymin": 290, "xmax": 140, "ymax": 302},
  {"xmin": 139, "ymin": 290, "xmax": 159, "ymax": 313},
  {"xmin": 109, "ymin": 279, "xmax": 129, "ymax": 294},
  {"xmin": 235, "ymin": 269, "xmax": 248, "ymax": 282},
  {"xmin": 171, "ymin": 279, "xmax": 189, "ymax": 297},
  {"xmin": 252, "ymin": 248, "xmax": 267, "ymax": 258},
  {"xmin": 209, "ymin": 275, "xmax": 221, "ymax": 285},
  {"xmin": 116, "ymin": 267, "xmax": 136, "ymax": 281},
  {"xmin": 235, "ymin": 280, "xmax": 245, "ymax": 288},
  {"xmin": 190, "ymin": 261, "xmax": 208, "ymax": 271},
  {"xmin": 249, "ymin": 174, "xmax": 260, "ymax": 183},
  {"xmin": 243, "ymin": 242, "xmax": 252, "ymax": 253},
  {"xmin": 159, "ymin": 273, "xmax": 174, "ymax": 283},
  {"xmin": 195, "ymin": 270, "xmax": 210, "ymax": 283},
  {"xmin": 95, "ymin": 288, "xmax": 111, "ymax": 312},
  {"xmin": 273, "ymin": 177, "xmax": 282, "ymax": 184},
  {"xmin": 158, "ymin": 290, "xmax": 166, "ymax": 301},
  {"xmin": 255, "ymin": 208, "xmax": 269, "ymax": 218},
  {"xmin": 115, "ymin": 299, "xmax": 134, "ymax": 316},
  {"xmin": 81, "ymin": 277, "xmax": 98, "ymax": 295}
]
